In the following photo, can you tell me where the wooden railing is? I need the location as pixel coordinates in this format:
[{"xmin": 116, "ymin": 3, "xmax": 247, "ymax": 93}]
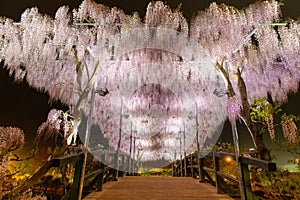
[
  {"xmin": 6, "ymin": 146, "xmax": 276, "ymax": 199},
  {"xmin": 57, "ymin": 148, "xmax": 137, "ymax": 199},
  {"xmin": 3, "ymin": 147, "xmax": 138, "ymax": 200},
  {"xmin": 172, "ymin": 151, "xmax": 277, "ymax": 200},
  {"xmin": 33, "ymin": 152, "xmax": 108, "ymax": 199}
]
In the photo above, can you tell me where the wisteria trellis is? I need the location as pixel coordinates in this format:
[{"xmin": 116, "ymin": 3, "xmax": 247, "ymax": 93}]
[{"xmin": 0, "ymin": 0, "xmax": 299, "ymax": 164}]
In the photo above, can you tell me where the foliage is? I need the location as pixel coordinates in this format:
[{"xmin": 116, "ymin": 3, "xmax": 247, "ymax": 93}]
[
  {"xmin": 220, "ymin": 157, "xmax": 238, "ymax": 180},
  {"xmin": 33, "ymin": 175, "xmax": 65, "ymax": 199},
  {"xmin": 205, "ymin": 141, "xmax": 235, "ymax": 153},
  {"xmin": 209, "ymin": 116, "xmax": 300, "ymax": 199},
  {"xmin": 250, "ymin": 98, "xmax": 282, "ymax": 122},
  {"xmin": 0, "ymin": 127, "xmax": 49, "ymax": 199},
  {"xmin": 0, "ymin": 109, "xmax": 78, "ymax": 199},
  {"xmin": 250, "ymin": 97, "xmax": 282, "ymax": 141},
  {"xmin": 210, "ymin": 142, "xmax": 300, "ymax": 199},
  {"xmin": 173, "ymin": 3, "xmax": 183, "ymax": 13},
  {"xmin": 277, "ymin": 0, "xmax": 285, "ymax": 7},
  {"xmin": 0, "ymin": 127, "xmax": 25, "ymax": 197},
  {"xmin": 142, "ymin": 168, "xmax": 171, "ymax": 176},
  {"xmin": 252, "ymin": 169, "xmax": 300, "ymax": 199},
  {"xmin": 248, "ymin": 97, "xmax": 300, "ymax": 162},
  {"xmin": 0, "ymin": 127, "xmax": 24, "ymax": 154},
  {"xmin": 254, "ymin": 100, "xmax": 300, "ymax": 160},
  {"xmin": 275, "ymin": 138, "xmax": 300, "ymax": 160}
]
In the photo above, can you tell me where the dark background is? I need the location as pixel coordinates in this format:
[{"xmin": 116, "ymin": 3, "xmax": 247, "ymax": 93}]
[
  {"xmin": 0, "ymin": 0, "xmax": 299, "ymax": 157},
  {"xmin": 0, "ymin": 0, "xmax": 300, "ymax": 21}
]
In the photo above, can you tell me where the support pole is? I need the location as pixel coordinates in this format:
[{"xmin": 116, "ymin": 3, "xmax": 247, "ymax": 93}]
[
  {"xmin": 183, "ymin": 121, "xmax": 187, "ymax": 177},
  {"xmin": 129, "ymin": 122, "xmax": 133, "ymax": 175},
  {"xmin": 78, "ymin": 88, "xmax": 96, "ymax": 200},
  {"xmin": 194, "ymin": 103, "xmax": 204, "ymax": 182},
  {"xmin": 179, "ymin": 137, "xmax": 183, "ymax": 177},
  {"xmin": 132, "ymin": 133, "xmax": 136, "ymax": 175},
  {"xmin": 231, "ymin": 119, "xmax": 246, "ymax": 200},
  {"xmin": 115, "ymin": 98, "xmax": 123, "ymax": 180}
]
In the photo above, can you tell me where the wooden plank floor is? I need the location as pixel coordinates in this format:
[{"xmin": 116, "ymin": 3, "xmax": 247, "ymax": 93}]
[{"xmin": 84, "ymin": 176, "xmax": 234, "ymax": 200}]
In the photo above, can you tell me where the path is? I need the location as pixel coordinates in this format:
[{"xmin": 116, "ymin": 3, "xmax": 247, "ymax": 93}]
[{"xmin": 84, "ymin": 176, "xmax": 234, "ymax": 199}]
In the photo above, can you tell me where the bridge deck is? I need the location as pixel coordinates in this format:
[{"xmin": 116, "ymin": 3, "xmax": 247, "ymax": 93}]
[{"xmin": 84, "ymin": 176, "xmax": 234, "ymax": 200}]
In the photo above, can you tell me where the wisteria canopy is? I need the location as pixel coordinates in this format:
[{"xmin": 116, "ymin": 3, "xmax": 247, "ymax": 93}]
[{"xmin": 0, "ymin": 0, "xmax": 299, "ymax": 163}]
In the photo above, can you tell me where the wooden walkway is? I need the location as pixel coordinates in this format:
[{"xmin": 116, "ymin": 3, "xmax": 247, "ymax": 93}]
[{"xmin": 84, "ymin": 176, "xmax": 234, "ymax": 200}]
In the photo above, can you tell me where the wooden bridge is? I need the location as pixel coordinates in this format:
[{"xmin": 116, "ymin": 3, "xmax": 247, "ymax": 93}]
[
  {"xmin": 48, "ymin": 148, "xmax": 276, "ymax": 199},
  {"xmin": 3, "ymin": 147, "xmax": 276, "ymax": 199},
  {"xmin": 84, "ymin": 176, "xmax": 234, "ymax": 199}
]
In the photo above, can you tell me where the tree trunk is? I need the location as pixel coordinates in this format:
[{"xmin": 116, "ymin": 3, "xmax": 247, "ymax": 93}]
[
  {"xmin": 216, "ymin": 62, "xmax": 272, "ymax": 160},
  {"xmin": 237, "ymin": 69, "xmax": 271, "ymax": 161},
  {"xmin": 254, "ymin": 133, "xmax": 272, "ymax": 161}
]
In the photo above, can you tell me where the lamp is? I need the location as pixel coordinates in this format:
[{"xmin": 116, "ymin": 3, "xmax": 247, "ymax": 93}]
[{"xmin": 95, "ymin": 87, "xmax": 109, "ymax": 96}]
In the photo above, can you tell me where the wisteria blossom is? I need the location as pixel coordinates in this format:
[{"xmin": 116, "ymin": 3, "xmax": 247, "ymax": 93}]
[
  {"xmin": 35, "ymin": 109, "xmax": 77, "ymax": 149},
  {"xmin": 0, "ymin": 0, "xmax": 299, "ymax": 162}
]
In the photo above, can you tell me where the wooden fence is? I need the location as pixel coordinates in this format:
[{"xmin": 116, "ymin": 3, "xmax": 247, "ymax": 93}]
[
  {"xmin": 2, "ymin": 147, "xmax": 138, "ymax": 200},
  {"xmin": 3, "ymin": 147, "xmax": 276, "ymax": 200},
  {"xmin": 56, "ymin": 148, "xmax": 138, "ymax": 199},
  {"xmin": 172, "ymin": 151, "xmax": 277, "ymax": 200}
]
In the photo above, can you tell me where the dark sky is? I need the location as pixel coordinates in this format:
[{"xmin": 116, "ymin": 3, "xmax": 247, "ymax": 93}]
[
  {"xmin": 0, "ymin": 0, "xmax": 299, "ymax": 151},
  {"xmin": 0, "ymin": 0, "xmax": 300, "ymax": 21}
]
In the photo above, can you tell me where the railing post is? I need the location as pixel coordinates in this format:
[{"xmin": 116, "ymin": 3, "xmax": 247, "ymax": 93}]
[
  {"xmin": 190, "ymin": 155, "xmax": 194, "ymax": 177},
  {"xmin": 198, "ymin": 154, "xmax": 205, "ymax": 182},
  {"xmin": 172, "ymin": 162, "xmax": 175, "ymax": 177},
  {"xmin": 126, "ymin": 155, "xmax": 130, "ymax": 175},
  {"xmin": 112, "ymin": 151, "xmax": 118, "ymax": 181},
  {"xmin": 97, "ymin": 153, "xmax": 106, "ymax": 191},
  {"xmin": 72, "ymin": 154, "xmax": 84, "ymax": 200},
  {"xmin": 177, "ymin": 161, "xmax": 180, "ymax": 177},
  {"xmin": 128, "ymin": 155, "xmax": 132, "ymax": 175},
  {"xmin": 240, "ymin": 159, "xmax": 259, "ymax": 200},
  {"xmin": 176, "ymin": 161, "xmax": 179, "ymax": 176},
  {"xmin": 120, "ymin": 154, "xmax": 125, "ymax": 177},
  {"xmin": 180, "ymin": 159, "xmax": 184, "ymax": 177},
  {"xmin": 173, "ymin": 161, "xmax": 176, "ymax": 176},
  {"xmin": 184, "ymin": 157, "xmax": 187, "ymax": 177},
  {"xmin": 130, "ymin": 157, "xmax": 135, "ymax": 176},
  {"xmin": 213, "ymin": 153, "xmax": 222, "ymax": 194}
]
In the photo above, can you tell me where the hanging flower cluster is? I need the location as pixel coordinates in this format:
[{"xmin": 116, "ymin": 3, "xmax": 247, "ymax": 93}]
[
  {"xmin": 267, "ymin": 114, "xmax": 275, "ymax": 141},
  {"xmin": 281, "ymin": 115, "xmax": 299, "ymax": 145},
  {"xmin": 145, "ymin": 1, "xmax": 188, "ymax": 36},
  {"xmin": 35, "ymin": 109, "xmax": 77, "ymax": 148},
  {"xmin": 226, "ymin": 96, "xmax": 241, "ymax": 122}
]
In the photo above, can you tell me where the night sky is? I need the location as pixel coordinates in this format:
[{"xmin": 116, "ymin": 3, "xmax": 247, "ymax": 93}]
[{"xmin": 0, "ymin": 0, "xmax": 299, "ymax": 156}]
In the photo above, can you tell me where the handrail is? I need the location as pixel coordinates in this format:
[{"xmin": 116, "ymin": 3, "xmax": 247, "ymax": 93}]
[
  {"xmin": 52, "ymin": 148, "xmax": 134, "ymax": 199},
  {"xmin": 239, "ymin": 156, "xmax": 276, "ymax": 171},
  {"xmin": 3, "ymin": 144, "xmax": 138, "ymax": 199},
  {"xmin": 171, "ymin": 151, "xmax": 277, "ymax": 200},
  {"xmin": 52, "ymin": 152, "xmax": 84, "ymax": 167}
]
